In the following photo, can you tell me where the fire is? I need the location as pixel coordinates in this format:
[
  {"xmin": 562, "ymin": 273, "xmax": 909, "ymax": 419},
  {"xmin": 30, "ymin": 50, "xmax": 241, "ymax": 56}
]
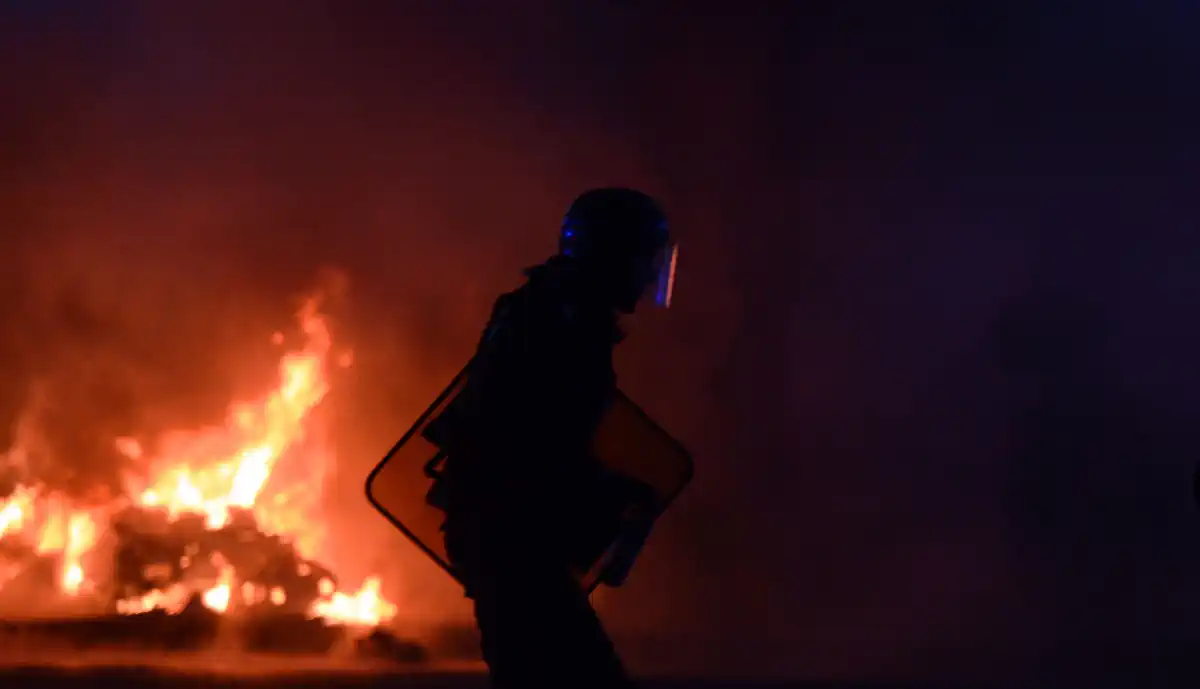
[
  {"xmin": 201, "ymin": 564, "xmax": 235, "ymax": 613},
  {"xmin": 311, "ymin": 576, "xmax": 397, "ymax": 625},
  {"xmin": 0, "ymin": 293, "xmax": 396, "ymax": 628},
  {"xmin": 0, "ymin": 485, "xmax": 33, "ymax": 536},
  {"xmin": 126, "ymin": 298, "xmax": 334, "ymax": 544},
  {"xmin": 60, "ymin": 511, "xmax": 96, "ymax": 595},
  {"xmin": 0, "ymin": 487, "xmax": 102, "ymax": 597}
]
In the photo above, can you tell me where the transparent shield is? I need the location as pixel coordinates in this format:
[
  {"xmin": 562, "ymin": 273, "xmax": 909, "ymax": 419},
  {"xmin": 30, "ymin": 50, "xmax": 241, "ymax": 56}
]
[{"xmin": 364, "ymin": 364, "xmax": 693, "ymax": 593}]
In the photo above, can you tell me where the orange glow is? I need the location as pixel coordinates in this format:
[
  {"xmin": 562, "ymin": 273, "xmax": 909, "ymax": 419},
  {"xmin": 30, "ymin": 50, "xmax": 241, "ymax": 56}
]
[
  {"xmin": 0, "ymin": 293, "xmax": 397, "ymax": 627},
  {"xmin": 310, "ymin": 576, "xmax": 397, "ymax": 626}
]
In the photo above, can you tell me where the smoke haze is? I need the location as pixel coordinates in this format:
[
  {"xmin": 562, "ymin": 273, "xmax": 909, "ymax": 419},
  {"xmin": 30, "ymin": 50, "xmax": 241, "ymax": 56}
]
[{"xmin": 3, "ymin": 1, "xmax": 1200, "ymax": 683}]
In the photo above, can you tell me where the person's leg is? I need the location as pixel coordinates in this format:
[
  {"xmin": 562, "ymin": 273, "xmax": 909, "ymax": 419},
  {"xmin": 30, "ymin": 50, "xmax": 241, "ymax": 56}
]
[
  {"xmin": 445, "ymin": 511, "xmax": 635, "ymax": 688},
  {"xmin": 471, "ymin": 587, "xmax": 538, "ymax": 689},
  {"xmin": 535, "ymin": 570, "xmax": 635, "ymax": 688},
  {"xmin": 445, "ymin": 519, "xmax": 546, "ymax": 687},
  {"xmin": 469, "ymin": 559, "xmax": 635, "ymax": 689}
]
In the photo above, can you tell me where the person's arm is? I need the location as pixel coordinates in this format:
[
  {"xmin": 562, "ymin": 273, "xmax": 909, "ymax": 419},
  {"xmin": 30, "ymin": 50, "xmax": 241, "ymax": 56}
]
[{"xmin": 438, "ymin": 292, "xmax": 587, "ymax": 462}]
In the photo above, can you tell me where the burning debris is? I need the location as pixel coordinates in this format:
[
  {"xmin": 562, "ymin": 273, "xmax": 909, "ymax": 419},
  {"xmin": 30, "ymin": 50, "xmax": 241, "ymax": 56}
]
[
  {"xmin": 110, "ymin": 504, "xmax": 340, "ymax": 617},
  {"xmin": 0, "ymin": 291, "xmax": 420, "ymax": 661}
]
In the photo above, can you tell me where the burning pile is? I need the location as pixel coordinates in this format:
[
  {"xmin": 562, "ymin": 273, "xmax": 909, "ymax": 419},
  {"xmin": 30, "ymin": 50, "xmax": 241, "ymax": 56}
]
[{"xmin": 0, "ymin": 292, "xmax": 406, "ymax": 652}]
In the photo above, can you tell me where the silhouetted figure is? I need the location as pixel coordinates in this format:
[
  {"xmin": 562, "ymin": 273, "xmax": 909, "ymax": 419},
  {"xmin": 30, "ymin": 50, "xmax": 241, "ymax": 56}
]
[{"xmin": 426, "ymin": 188, "xmax": 676, "ymax": 689}]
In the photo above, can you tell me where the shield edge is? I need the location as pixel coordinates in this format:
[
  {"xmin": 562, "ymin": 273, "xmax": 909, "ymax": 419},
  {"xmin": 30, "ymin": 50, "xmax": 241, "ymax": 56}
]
[{"xmin": 364, "ymin": 363, "xmax": 695, "ymax": 593}]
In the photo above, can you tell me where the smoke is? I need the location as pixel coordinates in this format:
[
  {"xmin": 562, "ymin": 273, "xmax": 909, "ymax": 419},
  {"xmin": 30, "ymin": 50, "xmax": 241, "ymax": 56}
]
[
  {"xmin": 0, "ymin": 0, "xmax": 705, "ymax": 651},
  {"xmin": 4, "ymin": 0, "xmax": 1200, "ymax": 682}
]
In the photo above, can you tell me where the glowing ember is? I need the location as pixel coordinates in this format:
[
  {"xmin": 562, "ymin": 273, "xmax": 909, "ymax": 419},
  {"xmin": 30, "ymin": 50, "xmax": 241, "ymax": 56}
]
[
  {"xmin": 201, "ymin": 565, "xmax": 235, "ymax": 613},
  {"xmin": 0, "ymin": 293, "xmax": 396, "ymax": 628},
  {"xmin": 61, "ymin": 511, "xmax": 96, "ymax": 595},
  {"xmin": 114, "ymin": 583, "xmax": 190, "ymax": 616},
  {"xmin": 311, "ymin": 576, "xmax": 397, "ymax": 626}
]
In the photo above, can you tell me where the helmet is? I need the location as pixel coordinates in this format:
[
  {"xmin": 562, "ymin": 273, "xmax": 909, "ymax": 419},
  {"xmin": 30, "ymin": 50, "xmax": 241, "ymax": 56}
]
[{"xmin": 559, "ymin": 188, "xmax": 678, "ymax": 310}]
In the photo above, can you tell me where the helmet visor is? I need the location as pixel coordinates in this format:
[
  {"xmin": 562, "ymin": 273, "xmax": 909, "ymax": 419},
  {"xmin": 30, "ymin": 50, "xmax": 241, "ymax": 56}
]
[{"xmin": 650, "ymin": 242, "xmax": 679, "ymax": 309}]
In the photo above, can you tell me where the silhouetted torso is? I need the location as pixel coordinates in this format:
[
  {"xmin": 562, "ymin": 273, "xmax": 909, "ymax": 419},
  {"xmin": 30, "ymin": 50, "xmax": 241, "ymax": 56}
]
[
  {"xmin": 429, "ymin": 257, "xmax": 634, "ymax": 688},
  {"xmin": 433, "ymin": 257, "xmax": 619, "ymax": 547}
]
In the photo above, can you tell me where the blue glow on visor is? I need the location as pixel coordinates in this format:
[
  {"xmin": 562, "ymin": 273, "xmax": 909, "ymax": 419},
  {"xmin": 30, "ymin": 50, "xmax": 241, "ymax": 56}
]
[{"xmin": 652, "ymin": 243, "xmax": 678, "ymax": 308}]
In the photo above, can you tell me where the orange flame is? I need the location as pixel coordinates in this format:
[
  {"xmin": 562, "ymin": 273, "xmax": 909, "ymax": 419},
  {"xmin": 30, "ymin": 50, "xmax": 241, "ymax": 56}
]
[{"xmin": 0, "ymin": 294, "xmax": 395, "ymax": 627}]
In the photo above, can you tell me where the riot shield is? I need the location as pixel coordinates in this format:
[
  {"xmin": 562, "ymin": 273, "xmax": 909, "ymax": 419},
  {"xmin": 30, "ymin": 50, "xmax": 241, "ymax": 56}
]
[{"xmin": 364, "ymin": 364, "xmax": 693, "ymax": 593}]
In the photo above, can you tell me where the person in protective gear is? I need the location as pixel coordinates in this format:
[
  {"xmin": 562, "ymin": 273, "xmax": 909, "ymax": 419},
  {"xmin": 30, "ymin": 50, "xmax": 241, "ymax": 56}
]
[{"xmin": 427, "ymin": 187, "xmax": 677, "ymax": 689}]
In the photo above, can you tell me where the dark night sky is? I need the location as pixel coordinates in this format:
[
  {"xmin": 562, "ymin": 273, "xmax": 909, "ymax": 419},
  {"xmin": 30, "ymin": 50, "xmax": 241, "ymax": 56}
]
[{"xmin": 2, "ymin": 0, "xmax": 1200, "ymax": 683}]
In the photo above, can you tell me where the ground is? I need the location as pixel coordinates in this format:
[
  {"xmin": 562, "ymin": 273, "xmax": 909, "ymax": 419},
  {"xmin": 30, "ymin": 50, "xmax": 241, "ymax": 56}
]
[
  {"xmin": 0, "ymin": 665, "xmax": 1186, "ymax": 689},
  {"xmin": 0, "ymin": 665, "xmax": 830, "ymax": 689},
  {"xmin": 0, "ymin": 651, "xmax": 807, "ymax": 689},
  {"xmin": 0, "ymin": 650, "xmax": 1184, "ymax": 689}
]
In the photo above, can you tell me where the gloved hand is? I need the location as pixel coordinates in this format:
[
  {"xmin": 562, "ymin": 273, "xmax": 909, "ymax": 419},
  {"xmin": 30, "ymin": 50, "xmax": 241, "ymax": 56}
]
[{"xmin": 598, "ymin": 516, "xmax": 655, "ymax": 587}]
